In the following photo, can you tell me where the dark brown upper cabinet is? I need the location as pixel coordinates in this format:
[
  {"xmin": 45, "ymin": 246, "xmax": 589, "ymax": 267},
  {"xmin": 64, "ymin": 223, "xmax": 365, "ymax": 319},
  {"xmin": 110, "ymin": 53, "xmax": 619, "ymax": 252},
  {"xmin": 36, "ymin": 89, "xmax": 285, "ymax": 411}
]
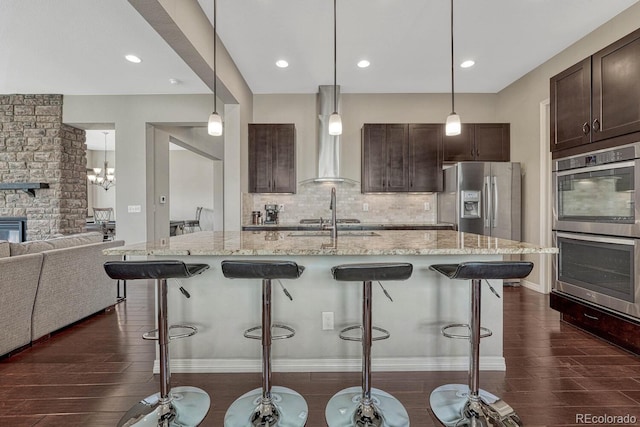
[
  {"xmin": 442, "ymin": 123, "xmax": 510, "ymax": 162},
  {"xmin": 550, "ymin": 59, "xmax": 591, "ymax": 151},
  {"xmin": 551, "ymin": 28, "xmax": 640, "ymax": 152},
  {"xmin": 362, "ymin": 123, "xmax": 442, "ymax": 193},
  {"xmin": 592, "ymin": 29, "xmax": 640, "ymax": 142},
  {"xmin": 248, "ymin": 124, "xmax": 296, "ymax": 193}
]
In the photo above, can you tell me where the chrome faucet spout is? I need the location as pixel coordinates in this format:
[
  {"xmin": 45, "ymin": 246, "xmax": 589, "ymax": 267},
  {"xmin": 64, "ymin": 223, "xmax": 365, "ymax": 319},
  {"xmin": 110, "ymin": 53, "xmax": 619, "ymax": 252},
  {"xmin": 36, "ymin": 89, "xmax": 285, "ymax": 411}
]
[{"xmin": 322, "ymin": 187, "xmax": 338, "ymax": 240}]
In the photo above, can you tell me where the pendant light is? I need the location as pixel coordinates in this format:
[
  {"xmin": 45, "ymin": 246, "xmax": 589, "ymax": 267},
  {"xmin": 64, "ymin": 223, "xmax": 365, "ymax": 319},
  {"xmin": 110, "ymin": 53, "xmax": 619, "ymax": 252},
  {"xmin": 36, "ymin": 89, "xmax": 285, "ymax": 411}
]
[
  {"xmin": 328, "ymin": 0, "xmax": 342, "ymax": 136},
  {"xmin": 445, "ymin": 0, "xmax": 461, "ymax": 136},
  {"xmin": 208, "ymin": 0, "xmax": 223, "ymax": 136}
]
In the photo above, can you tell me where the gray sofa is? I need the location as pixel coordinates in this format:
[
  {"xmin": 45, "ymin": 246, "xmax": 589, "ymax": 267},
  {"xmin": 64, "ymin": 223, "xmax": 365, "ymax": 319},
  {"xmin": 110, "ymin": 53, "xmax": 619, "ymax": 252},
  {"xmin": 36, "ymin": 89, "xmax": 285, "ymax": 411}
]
[{"xmin": 0, "ymin": 232, "xmax": 124, "ymax": 356}]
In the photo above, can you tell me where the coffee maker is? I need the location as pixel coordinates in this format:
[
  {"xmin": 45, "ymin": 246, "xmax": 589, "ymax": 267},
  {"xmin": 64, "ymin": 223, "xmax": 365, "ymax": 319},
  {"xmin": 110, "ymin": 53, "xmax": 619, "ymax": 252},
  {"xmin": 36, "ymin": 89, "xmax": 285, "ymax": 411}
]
[{"xmin": 264, "ymin": 204, "xmax": 279, "ymax": 224}]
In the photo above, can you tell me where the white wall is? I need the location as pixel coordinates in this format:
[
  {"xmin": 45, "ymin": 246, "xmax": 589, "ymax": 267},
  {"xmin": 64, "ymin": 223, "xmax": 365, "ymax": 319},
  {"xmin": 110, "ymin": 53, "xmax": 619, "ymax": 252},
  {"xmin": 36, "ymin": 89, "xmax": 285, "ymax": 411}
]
[
  {"xmin": 169, "ymin": 148, "xmax": 215, "ymax": 223},
  {"xmin": 64, "ymin": 94, "xmax": 226, "ymax": 244}
]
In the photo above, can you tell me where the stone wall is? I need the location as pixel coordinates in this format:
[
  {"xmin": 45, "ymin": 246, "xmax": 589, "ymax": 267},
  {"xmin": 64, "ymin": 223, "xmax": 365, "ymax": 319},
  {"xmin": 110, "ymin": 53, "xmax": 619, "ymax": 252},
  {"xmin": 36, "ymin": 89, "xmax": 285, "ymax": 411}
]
[{"xmin": 0, "ymin": 94, "xmax": 87, "ymax": 240}]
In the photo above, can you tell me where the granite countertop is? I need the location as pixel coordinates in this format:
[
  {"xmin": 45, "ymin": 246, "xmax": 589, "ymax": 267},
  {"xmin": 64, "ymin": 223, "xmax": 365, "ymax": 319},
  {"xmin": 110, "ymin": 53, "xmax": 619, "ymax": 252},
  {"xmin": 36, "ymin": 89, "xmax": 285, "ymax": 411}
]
[{"xmin": 104, "ymin": 230, "xmax": 558, "ymax": 256}]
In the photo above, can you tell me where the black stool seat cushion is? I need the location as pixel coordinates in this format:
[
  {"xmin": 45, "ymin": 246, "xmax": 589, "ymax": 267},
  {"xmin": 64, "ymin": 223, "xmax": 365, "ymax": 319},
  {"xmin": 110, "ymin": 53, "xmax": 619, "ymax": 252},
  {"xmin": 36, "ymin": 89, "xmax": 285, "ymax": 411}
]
[
  {"xmin": 221, "ymin": 260, "xmax": 304, "ymax": 279},
  {"xmin": 332, "ymin": 262, "xmax": 413, "ymax": 282},
  {"xmin": 104, "ymin": 260, "xmax": 210, "ymax": 280},
  {"xmin": 429, "ymin": 261, "xmax": 533, "ymax": 280}
]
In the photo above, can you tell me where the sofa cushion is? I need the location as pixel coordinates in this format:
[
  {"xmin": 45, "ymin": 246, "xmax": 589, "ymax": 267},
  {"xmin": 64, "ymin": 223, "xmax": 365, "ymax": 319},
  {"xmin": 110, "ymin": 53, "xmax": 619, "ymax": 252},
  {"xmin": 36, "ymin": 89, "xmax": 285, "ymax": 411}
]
[
  {"xmin": 31, "ymin": 239, "xmax": 124, "ymax": 341},
  {"xmin": 0, "ymin": 253, "xmax": 43, "ymax": 356},
  {"xmin": 0, "ymin": 241, "xmax": 9, "ymax": 258},
  {"xmin": 9, "ymin": 232, "xmax": 103, "ymax": 256}
]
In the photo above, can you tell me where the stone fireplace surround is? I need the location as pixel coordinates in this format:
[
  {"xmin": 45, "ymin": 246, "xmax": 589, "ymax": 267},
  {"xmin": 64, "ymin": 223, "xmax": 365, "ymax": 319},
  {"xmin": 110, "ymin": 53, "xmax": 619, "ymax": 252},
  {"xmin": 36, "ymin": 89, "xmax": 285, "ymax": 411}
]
[{"xmin": 0, "ymin": 94, "xmax": 87, "ymax": 241}]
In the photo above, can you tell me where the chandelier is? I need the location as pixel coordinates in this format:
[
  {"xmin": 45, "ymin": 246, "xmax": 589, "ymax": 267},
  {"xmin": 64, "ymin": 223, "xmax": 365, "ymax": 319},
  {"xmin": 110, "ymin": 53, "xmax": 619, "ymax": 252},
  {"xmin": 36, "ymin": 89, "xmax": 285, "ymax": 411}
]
[{"xmin": 87, "ymin": 131, "xmax": 115, "ymax": 191}]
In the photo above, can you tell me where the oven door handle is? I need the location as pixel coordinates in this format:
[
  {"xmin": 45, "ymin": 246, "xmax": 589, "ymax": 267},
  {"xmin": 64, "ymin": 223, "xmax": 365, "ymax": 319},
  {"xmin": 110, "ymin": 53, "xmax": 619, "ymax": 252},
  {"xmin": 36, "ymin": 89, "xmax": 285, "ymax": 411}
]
[
  {"xmin": 556, "ymin": 231, "xmax": 636, "ymax": 246},
  {"xmin": 555, "ymin": 160, "xmax": 635, "ymax": 177}
]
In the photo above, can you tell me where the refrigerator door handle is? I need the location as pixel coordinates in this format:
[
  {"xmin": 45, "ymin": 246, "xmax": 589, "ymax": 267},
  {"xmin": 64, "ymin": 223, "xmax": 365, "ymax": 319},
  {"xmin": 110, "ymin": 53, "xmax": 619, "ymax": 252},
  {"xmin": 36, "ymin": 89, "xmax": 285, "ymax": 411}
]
[
  {"xmin": 492, "ymin": 176, "xmax": 498, "ymax": 228},
  {"xmin": 484, "ymin": 176, "xmax": 491, "ymax": 228}
]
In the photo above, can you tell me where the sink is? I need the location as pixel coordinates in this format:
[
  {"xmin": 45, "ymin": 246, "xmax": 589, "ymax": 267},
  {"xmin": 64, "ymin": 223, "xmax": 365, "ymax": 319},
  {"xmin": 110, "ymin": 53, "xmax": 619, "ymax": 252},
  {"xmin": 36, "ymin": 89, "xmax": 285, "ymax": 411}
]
[
  {"xmin": 299, "ymin": 218, "xmax": 361, "ymax": 224},
  {"xmin": 287, "ymin": 231, "xmax": 380, "ymax": 237}
]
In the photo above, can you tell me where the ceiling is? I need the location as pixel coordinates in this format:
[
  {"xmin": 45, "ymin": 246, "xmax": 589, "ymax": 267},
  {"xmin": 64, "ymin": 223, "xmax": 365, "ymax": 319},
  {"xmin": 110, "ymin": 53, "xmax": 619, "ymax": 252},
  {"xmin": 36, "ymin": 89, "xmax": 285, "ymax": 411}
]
[{"xmin": 0, "ymin": 0, "xmax": 638, "ymax": 97}]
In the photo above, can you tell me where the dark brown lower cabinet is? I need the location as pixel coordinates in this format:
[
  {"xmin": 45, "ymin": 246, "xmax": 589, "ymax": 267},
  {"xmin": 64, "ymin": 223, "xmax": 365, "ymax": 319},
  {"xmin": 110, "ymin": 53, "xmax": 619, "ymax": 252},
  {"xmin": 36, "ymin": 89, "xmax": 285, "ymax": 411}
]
[{"xmin": 550, "ymin": 291, "xmax": 640, "ymax": 355}]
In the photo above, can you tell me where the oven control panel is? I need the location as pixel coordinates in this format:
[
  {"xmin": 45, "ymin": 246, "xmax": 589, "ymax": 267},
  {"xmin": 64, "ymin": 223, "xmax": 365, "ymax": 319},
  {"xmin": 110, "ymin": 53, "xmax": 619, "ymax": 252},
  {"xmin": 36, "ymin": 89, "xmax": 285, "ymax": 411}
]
[{"xmin": 555, "ymin": 144, "xmax": 637, "ymax": 171}]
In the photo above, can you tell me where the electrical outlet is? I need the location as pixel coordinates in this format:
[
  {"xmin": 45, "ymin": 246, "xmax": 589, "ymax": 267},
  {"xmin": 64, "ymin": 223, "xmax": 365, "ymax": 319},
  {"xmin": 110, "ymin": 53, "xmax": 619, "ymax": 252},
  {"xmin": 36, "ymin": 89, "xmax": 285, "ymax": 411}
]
[
  {"xmin": 363, "ymin": 203, "xmax": 369, "ymax": 212},
  {"xmin": 127, "ymin": 205, "xmax": 141, "ymax": 213},
  {"xmin": 322, "ymin": 312, "xmax": 334, "ymax": 330},
  {"xmin": 278, "ymin": 204, "xmax": 285, "ymax": 212},
  {"xmin": 424, "ymin": 202, "xmax": 430, "ymax": 211}
]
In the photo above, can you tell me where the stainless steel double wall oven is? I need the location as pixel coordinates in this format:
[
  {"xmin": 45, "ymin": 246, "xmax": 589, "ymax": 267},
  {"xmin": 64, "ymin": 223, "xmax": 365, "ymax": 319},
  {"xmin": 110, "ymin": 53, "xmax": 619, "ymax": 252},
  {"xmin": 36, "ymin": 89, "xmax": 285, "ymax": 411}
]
[{"xmin": 553, "ymin": 142, "xmax": 640, "ymax": 319}]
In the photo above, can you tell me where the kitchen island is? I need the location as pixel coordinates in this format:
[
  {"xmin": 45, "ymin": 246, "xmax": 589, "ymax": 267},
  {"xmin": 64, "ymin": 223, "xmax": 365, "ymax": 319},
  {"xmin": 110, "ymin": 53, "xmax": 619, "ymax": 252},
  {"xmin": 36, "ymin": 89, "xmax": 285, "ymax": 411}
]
[{"xmin": 106, "ymin": 230, "xmax": 556, "ymax": 374}]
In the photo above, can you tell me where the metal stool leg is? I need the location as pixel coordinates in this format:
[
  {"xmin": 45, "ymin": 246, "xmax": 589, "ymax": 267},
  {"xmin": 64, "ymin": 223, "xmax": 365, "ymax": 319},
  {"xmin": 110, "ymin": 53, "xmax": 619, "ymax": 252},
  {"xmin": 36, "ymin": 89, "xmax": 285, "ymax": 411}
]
[
  {"xmin": 224, "ymin": 278, "xmax": 308, "ymax": 427},
  {"xmin": 117, "ymin": 278, "xmax": 210, "ymax": 427},
  {"xmin": 326, "ymin": 280, "xmax": 410, "ymax": 427},
  {"xmin": 430, "ymin": 279, "xmax": 521, "ymax": 427}
]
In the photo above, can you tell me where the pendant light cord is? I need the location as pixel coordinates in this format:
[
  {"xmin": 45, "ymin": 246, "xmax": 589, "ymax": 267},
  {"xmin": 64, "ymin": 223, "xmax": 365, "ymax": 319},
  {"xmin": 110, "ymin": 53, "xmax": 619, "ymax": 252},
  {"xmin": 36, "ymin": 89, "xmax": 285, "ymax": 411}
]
[
  {"xmin": 450, "ymin": 0, "xmax": 455, "ymax": 114},
  {"xmin": 103, "ymin": 132, "xmax": 108, "ymax": 165},
  {"xmin": 333, "ymin": 0, "xmax": 337, "ymax": 114},
  {"xmin": 213, "ymin": 0, "xmax": 218, "ymax": 114}
]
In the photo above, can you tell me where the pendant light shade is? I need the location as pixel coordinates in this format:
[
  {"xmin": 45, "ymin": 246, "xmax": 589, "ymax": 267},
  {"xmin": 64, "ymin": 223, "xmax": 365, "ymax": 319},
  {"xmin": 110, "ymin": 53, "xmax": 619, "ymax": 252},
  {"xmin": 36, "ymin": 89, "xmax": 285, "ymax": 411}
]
[
  {"xmin": 329, "ymin": 0, "xmax": 342, "ymax": 136},
  {"xmin": 208, "ymin": 112, "xmax": 223, "ymax": 136},
  {"xmin": 445, "ymin": 113, "xmax": 461, "ymax": 136},
  {"xmin": 445, "ymin": 0, "xmax": 461, "ymax": 136},
  {"xmin": 208, "ymin": 0, "xmax": 223, "ymax": 136},
  {"xmin": 328, "ymin": 112, "xmax": 342, "ymax": 136}
]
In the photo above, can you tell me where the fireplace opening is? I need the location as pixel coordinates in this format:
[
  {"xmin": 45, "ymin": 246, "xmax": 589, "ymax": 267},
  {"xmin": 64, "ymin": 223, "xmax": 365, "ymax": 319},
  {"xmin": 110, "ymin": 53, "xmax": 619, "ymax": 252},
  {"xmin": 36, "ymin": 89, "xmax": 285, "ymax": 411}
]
[{"xmin": 0, "ymin": 217, "xmax": 27, "ymax": 243}]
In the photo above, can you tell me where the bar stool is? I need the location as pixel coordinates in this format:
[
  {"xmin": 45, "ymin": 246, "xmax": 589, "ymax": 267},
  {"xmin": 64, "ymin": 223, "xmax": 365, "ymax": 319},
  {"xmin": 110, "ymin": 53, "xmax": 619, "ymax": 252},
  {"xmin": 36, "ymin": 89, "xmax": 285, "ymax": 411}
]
[
  {"xmin": 429, "ymin": 261, "xmax": 533, "ymax": 427},
  {"xmin": 103, "ymin": 260, "xmax": 211, "ymax": 427},
  {"xmin": 221, "ymin": 260, "xmax": 308, "ymax": 427},
  {"xmin": 325, "ymin": 262, "xmax": 413, "ymax": 427}
]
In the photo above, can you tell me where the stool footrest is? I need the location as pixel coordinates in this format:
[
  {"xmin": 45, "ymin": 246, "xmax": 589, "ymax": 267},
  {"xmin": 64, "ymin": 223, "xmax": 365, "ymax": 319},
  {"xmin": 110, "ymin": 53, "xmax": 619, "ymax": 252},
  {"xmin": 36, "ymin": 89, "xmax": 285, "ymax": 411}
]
[
  {"xmin": 339, "ymin": 325, "xmax": 390, "ymax": 342},
  {"xmin": 441, "ymin": 323, "xmax": 492, "ymax": 339},
  {"xmin": 143, "ymin": 324, "xmax": 198, "ymax": 341},
  {"xmin": 243, "ymin": 324, "xmax": 295, "ymax": 340}
]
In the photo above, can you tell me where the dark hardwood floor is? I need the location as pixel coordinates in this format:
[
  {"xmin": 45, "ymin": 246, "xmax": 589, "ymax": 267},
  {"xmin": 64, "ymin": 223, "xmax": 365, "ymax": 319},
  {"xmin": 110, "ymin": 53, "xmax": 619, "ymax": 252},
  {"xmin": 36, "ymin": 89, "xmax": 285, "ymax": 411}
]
[{"xmin": 1, "ymin": 283, "xmax": 640, "ymax": 426}]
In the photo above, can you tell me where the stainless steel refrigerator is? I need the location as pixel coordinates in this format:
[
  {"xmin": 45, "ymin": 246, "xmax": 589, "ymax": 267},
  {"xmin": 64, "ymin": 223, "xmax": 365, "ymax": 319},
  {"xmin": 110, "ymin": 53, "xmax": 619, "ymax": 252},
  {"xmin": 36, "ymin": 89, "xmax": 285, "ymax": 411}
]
[{"xmin": 438, "ymin": 162, "xmax": 521, "ymax": 241}]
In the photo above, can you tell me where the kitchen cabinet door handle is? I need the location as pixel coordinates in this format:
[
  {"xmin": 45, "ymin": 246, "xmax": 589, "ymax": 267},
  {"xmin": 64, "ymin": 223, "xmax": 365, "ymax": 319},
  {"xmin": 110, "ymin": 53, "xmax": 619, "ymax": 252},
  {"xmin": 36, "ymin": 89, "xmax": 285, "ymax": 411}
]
[
  {"xmin": 582, "ymin": 122, "xmax": 590, "ymax": 134},
  {"xmin": 583, "ymin": 312, "xmax": 599, "ymax": 321},
  {"xmin": 592, "ymin": 119, "xmax": 600, "ymax": 132}
]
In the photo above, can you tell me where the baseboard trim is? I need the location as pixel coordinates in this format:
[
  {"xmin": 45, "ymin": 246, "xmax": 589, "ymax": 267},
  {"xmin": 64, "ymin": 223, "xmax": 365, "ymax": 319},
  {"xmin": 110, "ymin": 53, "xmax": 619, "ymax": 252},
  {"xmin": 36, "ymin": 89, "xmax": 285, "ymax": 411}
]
[
  {"xmin": 154, "ymin": 356, "xmax": 506, "ymax": 374},
  {"xmin": 521, "ymin": 279, "xmax": 545, "ymax": 294}
]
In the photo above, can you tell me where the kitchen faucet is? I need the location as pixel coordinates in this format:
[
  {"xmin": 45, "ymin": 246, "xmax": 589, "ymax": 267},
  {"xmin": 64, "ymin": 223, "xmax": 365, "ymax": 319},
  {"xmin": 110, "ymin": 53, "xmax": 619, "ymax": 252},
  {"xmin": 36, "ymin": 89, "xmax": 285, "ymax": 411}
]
[{"xmin": 322, "ymin": 187, "xmax": 338, "ymax": 239}]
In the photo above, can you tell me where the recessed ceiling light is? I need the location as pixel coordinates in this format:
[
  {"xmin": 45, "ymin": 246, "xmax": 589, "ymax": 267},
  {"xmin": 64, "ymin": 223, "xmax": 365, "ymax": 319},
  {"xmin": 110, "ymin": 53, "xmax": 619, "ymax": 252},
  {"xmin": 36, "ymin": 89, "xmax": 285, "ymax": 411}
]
[
  {"xmin": 168, "ymin": 78, "xmax": 181, "ymax": 85},
  {"xmin": 357, "ymin": 60, "xmax": 371, "ymax": 68},
  {"xmin": 460, "ymin": 60, "xmax": 475, "ymax": 68},
  {"xmin": 125, "ymin": 54, "xmax": 142, "ymax": 64},
  {"xmin": 276, "ymin": 60, "xmax": 289, "ymax": 68}
]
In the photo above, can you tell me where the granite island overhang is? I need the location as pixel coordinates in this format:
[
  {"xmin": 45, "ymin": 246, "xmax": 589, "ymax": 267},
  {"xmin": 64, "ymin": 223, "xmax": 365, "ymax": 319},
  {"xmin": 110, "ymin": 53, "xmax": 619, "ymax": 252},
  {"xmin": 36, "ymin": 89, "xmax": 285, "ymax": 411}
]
[{"xmin": 105, "ymin": 230, "xmax": 557, "ymax": 374}]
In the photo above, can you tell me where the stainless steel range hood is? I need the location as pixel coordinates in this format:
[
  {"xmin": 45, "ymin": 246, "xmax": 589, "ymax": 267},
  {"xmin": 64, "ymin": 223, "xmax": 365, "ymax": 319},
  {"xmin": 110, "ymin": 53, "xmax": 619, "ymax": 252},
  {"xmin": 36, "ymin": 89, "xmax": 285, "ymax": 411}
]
[{"xmin": 300, "ymin": 85, "xmax": 358, "ymax": 185}]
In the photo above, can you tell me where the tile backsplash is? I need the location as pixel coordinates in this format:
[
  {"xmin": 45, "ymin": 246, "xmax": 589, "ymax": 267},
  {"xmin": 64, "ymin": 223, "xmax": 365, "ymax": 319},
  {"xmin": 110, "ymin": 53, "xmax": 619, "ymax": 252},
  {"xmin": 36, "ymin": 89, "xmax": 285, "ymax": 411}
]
[{"xmin": 242, "ymin": 182, "xmax": 437, "ymax": 224}]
